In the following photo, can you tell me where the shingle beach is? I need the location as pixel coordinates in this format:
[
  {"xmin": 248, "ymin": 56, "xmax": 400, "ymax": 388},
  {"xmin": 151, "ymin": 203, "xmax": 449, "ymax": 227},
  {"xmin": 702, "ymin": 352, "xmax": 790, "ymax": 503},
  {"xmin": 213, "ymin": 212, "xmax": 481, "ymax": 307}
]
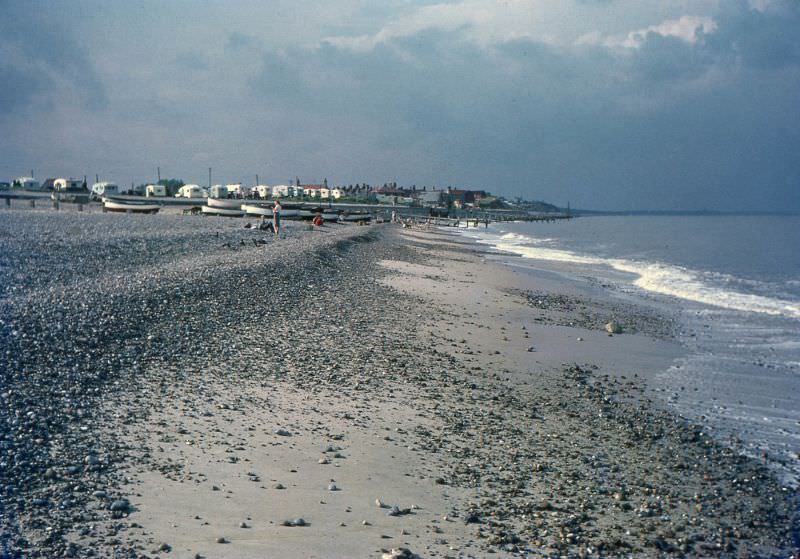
[{"xmin": 1, "ymin": 207, "xmax": 797, "ymax": 558}]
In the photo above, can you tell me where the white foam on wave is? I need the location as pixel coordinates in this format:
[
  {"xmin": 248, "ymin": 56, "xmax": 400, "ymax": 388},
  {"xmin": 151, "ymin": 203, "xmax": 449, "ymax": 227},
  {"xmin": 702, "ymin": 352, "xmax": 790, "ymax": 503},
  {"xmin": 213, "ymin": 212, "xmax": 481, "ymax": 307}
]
[{"xmin": 475, "ymin": 230, "xmax": 800, "ymax": 319}]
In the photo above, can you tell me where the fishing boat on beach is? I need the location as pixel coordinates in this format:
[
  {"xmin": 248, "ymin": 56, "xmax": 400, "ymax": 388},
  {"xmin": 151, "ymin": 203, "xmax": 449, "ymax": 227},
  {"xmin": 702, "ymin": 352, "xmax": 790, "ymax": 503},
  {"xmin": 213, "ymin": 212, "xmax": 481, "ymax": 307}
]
[
  {"xmin": 339, "ymin": 211, "xmax": 372, "ymax": 223},
  {"xmin": 207, "ymin": 197, "xmax": 244, "ymax": 210},
  {"xmin": 201, "ymin": 205, "xmax": 244, "ymax": 217},
  {"xmin": 52, "ymin": 191, "xmax": 90, "ymax": 204},
  {"xmin": 321, "ymin": 209, "xmax": 341, "ymax": 221},
  {"xmin": 241, "ymin": 204, "xmax": 273, "ymax": 217},
  {"xmin": 275, "ymin": 202, "xmax": 301, "ymax": 218},
  {"xmin": 102, "ymin": 198, "xmax": 160, "ymax": 214}
]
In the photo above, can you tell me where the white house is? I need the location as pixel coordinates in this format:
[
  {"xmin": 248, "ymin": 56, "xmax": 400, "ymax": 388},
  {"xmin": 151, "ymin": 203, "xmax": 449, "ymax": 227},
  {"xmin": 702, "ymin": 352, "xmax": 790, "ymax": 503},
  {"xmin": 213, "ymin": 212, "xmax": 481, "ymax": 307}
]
[
  {"xmin": 146, "ymin": 184, "xmax": 166, "ymax": 197},
  {"xmin": 91, "ymin": 181, "xmax": 118, "ymax": 199},
  {"xmin": 53, "ymin": 178, "xmax": 83, "ymax": 191},
  {"xmin": 303, "ymin": 185, "xmax": 322, "ymax": 198},
  {"xmin": 254, "ymin": 185, "xmax": 271, "ymax": 198},
  {"xmin": 13, "ymin": 177, "xmax": 40, "ymax": 190},
  {"xmin": 330, "ymin": 187, "xmax": 344, "ymax": 200},
  {"xmin": 418, "ymin": 188, "xmax": 444, "ymax": 207},
  {"xmin": 175, "ymin": 184, "xmax": 205, "ymax": 198}
]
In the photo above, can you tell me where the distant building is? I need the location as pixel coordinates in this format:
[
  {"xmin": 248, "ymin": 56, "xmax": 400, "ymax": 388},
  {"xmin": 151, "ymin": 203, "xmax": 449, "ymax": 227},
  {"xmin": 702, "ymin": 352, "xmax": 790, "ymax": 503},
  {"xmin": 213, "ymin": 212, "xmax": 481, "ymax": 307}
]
[
  {"xmin": 13, "ymin": 177, "xmax": 40, "ymax": 190},
  {"xmin": 300, "ymin": 178, "xmax": 329, "ymax": 198},
  {"xmin": 209, "ymin": 184, "xmax": 227, "ymax": 198},
  {"xmin": 91, "ymin": 181, "xmax": 119, "ymax": 199},
  {"xmin": 271, "ymin": 184, "xmax": 289, "ymax": 197},
  {"xmin": 225, "ymin": 183, "xmax": 249, "ymax": 197},
  {"xmin": 175, "ymin": 184, "xmax": 205, "ymax": 198},
  {"xmin": 145, "ymin": 184, "xmax": 166, "ymax": 197},
  {"xmin": 53, "ymin": 178, "xmax": 84, "ymax": 191},
  {"xmin": 418, "ymin": 188, "xmax": 444, "ymax": 207}
]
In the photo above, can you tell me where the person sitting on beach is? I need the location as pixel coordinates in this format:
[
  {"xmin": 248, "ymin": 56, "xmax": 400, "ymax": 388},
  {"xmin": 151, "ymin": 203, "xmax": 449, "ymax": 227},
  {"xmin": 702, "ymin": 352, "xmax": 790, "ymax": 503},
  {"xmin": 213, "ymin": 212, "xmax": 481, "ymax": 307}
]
[{"xmin": 312, "ymin": 213, "xmax": 323, "ymax": 227}]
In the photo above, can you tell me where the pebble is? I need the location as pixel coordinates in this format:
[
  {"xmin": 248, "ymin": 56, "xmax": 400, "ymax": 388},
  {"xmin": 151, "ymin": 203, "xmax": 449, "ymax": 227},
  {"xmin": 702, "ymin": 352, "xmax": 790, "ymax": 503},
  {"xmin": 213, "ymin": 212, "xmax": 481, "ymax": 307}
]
[
  {"xmin": 109, "ymin": 499, "xmax": 130, "ymax": 512},
  {"xmin": 1, "ymin": 214, "xmax": 795, "ymax": 558}
]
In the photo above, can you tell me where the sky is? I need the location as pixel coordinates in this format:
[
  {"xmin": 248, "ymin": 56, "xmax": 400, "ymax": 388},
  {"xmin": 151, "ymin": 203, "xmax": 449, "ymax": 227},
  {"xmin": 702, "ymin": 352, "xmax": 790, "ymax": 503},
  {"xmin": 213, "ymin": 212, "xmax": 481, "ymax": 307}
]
[{"xmin": 1, "ymin": 0, "xmax": 798, "ymax": 211}]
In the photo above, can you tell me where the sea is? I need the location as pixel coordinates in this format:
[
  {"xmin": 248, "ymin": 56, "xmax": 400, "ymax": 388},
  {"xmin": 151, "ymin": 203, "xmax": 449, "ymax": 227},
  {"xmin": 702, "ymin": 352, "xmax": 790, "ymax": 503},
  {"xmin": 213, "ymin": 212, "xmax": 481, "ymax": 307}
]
[{"xmin": 457, "ymin": 215, "xmax": 800, "ymax": 487}]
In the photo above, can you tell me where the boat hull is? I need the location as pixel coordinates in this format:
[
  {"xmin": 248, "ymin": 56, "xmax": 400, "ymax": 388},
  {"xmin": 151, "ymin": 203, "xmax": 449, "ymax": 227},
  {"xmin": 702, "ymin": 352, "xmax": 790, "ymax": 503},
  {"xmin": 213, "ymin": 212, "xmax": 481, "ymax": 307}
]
[
  {"xmin": 340, "ymin": 213, "xmax": 372, "ymax": 222},
  {"xmin": 103, "ymin": 200, "xmax": 160, "ymax": 214},
  {"xmin": 241, "ymin": 204, "xmax": 273, "ymax": 217},
  {"xmin": 202, "ymin": 205, "xmax": 244, "ymax": 217},
  {"xmin": 207, "ymin": 198, "xmax": 244, "ymax": 209}
]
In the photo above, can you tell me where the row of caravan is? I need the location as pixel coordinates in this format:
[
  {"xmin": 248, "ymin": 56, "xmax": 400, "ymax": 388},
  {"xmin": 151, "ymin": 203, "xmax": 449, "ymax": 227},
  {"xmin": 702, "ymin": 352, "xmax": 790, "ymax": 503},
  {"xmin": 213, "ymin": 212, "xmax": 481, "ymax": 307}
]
[
  {"xmin": 9, "ymin": 177, "xmax": 335, "ymax": 200},
  {"xmin": 92, "ymin": 182, "xmax": 162, "ymax": 199},
  {"xmin": 175, "ymin": 183, "xmax": 307, "ymax": 199}
]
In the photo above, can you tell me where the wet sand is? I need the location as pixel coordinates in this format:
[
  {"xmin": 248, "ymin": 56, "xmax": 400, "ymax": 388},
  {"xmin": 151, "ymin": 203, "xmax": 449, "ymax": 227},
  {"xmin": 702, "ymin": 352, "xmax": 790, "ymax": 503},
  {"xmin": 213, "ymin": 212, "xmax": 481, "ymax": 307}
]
[{"xmin": 0, "ymin": 208, "xmax": 797, "ymax": 558}]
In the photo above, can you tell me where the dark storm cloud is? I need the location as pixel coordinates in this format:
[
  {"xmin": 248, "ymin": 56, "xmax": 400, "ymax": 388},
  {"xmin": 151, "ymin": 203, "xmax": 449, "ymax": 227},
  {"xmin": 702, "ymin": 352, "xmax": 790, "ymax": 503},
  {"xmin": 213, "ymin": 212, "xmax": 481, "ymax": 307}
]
[{"xmin": 243, "ymin": 1, "xmax": 799, "ymax": 210}]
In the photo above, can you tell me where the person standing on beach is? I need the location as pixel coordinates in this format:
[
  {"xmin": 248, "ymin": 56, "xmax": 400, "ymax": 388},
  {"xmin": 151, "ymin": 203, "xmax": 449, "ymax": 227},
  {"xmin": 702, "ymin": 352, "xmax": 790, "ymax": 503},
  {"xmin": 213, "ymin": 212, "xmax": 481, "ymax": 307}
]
[{"xmin": 273, "ymin": 199, "xmax": 282, "ymax": 237}]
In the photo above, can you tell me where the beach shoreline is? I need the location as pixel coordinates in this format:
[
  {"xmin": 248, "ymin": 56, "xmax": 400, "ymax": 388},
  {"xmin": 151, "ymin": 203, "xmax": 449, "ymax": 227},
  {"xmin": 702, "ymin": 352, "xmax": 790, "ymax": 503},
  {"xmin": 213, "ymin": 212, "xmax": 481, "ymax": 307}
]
[{"xmin": 0, "ymin": 208, "xmax": 797, "ymax": 558}]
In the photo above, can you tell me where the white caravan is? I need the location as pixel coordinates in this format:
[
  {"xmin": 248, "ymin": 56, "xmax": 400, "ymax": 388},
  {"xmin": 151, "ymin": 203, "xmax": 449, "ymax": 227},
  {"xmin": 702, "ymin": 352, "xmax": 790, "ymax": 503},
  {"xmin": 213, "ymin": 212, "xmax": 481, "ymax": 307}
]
[
  {"xmin": 13, "ymin": 177, "xmax": 40, "ymax": 190},
  {"xmin": 209, "ymin": 184, "xmax": 228, "ymax": 198},
  {"xmin": 91, "ymin": 182, "xmax": 119, "ymax": 200},
  {"xmin": 146, "ymin": 184, "xmax": 166, "ymax": 197},
  {"xmin": 53, "ymin": 178, "xmax": 84, "ymax": 191},
  {"xmin": 175, "ymin": 184, "xmax": 205, "ymax": 198}
]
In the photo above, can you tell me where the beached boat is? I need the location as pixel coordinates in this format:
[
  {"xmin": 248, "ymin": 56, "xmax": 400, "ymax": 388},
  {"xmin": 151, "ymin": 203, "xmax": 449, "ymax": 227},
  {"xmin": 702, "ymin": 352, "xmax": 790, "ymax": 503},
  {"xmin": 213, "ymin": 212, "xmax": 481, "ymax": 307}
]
[
  {"xmin": 102, "ymin": 199, "xmax": 160, "ymax": 214},
  {"xmin": 339, "ymin": 211, "xmax": 372, "ymax": 222},
  {"xmin": 201, "ymin": 205, "xmax": 244, "ymax": 217},
  {"xmin": 241, "ymin": 204, "xmax": 273, "ymax": 217},
  {"xmin": 52, "ymin": 191, "xmax": 90, "ymax": 204},
  {"xmin": 321, "ymin": 210, "xmax": 341, "ymax": 221},
  {"xmin": 275, "ymin": 207, "xmax": 300, "ymax": 218},
  {"xmin": 207, "ymin": 197, "xmax": 244, "ymax": 209}
]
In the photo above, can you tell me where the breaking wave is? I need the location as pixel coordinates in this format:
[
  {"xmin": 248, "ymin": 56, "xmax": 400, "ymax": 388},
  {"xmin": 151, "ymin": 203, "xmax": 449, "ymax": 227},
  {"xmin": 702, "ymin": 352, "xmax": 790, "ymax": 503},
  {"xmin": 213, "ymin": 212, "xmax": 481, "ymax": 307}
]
[{"xmin": 476, "ymin": 231, "xmax": 800, "ymax": 319}]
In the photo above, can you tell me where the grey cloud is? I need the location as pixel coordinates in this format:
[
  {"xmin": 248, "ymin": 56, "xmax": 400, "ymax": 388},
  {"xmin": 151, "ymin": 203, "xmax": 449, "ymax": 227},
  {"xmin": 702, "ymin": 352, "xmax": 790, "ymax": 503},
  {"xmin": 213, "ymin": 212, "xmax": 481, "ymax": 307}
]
[
  {"xmin": 226, "ymin": 32, "xmax": 258, "ymax": 51},
  {"xmin": 0, "ymin": 63, "xmax": 45, "ymax": 116},
  {"xmin": 244, "ymin": 2, "xmax": 799, "ymax": 210},
  {"xmin": 175, "ymin": 52, "xmax": 211, "ymax": 71},
  {"xmin": 1, "ymin": 1, "xmax": 798, "ymax": 211},
  {"xmin": 0, "ymin": 5, "xmax": 107, "ymax": 112}
]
